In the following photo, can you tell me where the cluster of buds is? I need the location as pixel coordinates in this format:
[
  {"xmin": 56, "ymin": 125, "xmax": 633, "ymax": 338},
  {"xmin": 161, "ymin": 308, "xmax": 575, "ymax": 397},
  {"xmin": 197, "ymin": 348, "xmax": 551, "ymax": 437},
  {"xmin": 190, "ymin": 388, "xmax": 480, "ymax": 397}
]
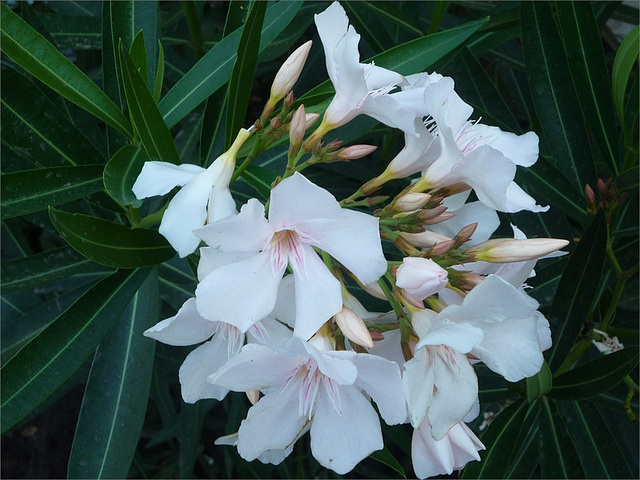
[{"xmin": 585, "ymin": 177, "xmax": 627, "ymax": 221}]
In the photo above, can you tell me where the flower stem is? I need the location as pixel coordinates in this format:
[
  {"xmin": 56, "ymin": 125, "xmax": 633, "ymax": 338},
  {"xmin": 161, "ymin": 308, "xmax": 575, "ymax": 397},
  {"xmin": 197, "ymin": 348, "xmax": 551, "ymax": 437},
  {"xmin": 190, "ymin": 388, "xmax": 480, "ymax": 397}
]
[{"xmin": 230, "ymin": 138, "xmax": 263, "ymax": 185}]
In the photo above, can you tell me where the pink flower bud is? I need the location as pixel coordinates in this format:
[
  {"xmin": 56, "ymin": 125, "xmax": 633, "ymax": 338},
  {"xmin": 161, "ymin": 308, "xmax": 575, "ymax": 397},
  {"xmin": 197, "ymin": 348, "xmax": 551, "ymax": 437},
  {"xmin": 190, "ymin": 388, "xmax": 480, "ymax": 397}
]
[
  {"xmin": 361, "ymin": 281, "xmax": 388, "ymax": 300},
  {"xmin": 400, "ymin": 230, "xmax": 452, "ymax": 248},
  {"xmin": 336, "ymin": 144, "xmax": 377, "ymax": 161},
  {"xmin": 396, "ymin": 257, "xmax": 448, "ymax": 301},
  {"xmin": 246, "ymin": 390, "xmax": 260, "ymax": 405},
  {"xmin": 466, "ymin": 238, "xmax": 570, "ymax": 263},
  {"xmin": 270, "ymin": 40, "xmax": 312, "ymax": 101},
  {"xmin": 334, "ymin": 307, "xmax": 374, "ymax": 348},
  {"xmin": 289, "ymin": 104, "xmax": 306, "ymax": 148},
  {"xmin": 305, "ymin": 113, "xmax": 320, "ymax": 129},
  {"xmin": 394, "ymin": 193, "xmax": 431, "ymax": 212}
]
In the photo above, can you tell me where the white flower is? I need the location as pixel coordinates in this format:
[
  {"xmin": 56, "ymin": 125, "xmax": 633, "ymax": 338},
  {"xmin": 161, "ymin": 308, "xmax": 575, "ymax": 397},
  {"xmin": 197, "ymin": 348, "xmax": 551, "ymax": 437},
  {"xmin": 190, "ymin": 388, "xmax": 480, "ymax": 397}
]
[
  {"xmin": 412, "ymin": 419, "xmax": 484, "ymax": 479},
  {"xmin": 209, "ymin": 336, "xmax": 406, "ymax": 474},
  {"xmin": 396, "ymin": 257, "xmax": 449, "ymax": 301},
  {"xmin": 194, "ymin": 172, "xmax": 387, "ymax": 340},
  {"xmin": 132, "ymin": 129, "xmax": 251, "ymax": 257}
]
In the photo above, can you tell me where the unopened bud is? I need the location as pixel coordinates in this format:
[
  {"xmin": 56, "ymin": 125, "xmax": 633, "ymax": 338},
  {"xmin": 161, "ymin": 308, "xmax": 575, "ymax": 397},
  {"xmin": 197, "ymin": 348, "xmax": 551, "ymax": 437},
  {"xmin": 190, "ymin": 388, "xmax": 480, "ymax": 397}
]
[
  {"xmin": 334, "ymin": 307, "xmax": 374, "ymax": 348},
  {"xmin": 422, "ymin": 211, "xmax": 455, "ymax": 225},
  {"xmin": 394, "ymin": 192, "xmax": 431, "ymax": 212},
  {"xmin": 400, "ymin": 230, "xmax": 452, "ymax": 248},
  {"xmin": 585, "ymin": 184, "xmax": 596, "ymax": 205},
  {"xmin": 270, "ymin": 117, "xmax": 282, "ymax": 129},
  {"xmin": 447, "ymin": 269, "xmax": 484, "ymax": 292},
  {"xmin": 289, "ymin": 105, "xmax": 306, "ymax": 149},
  {"xmin": 396, "ymin": 257, "xmax": 448, "ymax": 301},
  {"xmin": 283, "ymin": 91, "xmax": 295, "ymax": 112},
  {"xmin": 270, "ymin": 40, "xmax": 312, "ymax": 101},
  {"xmin": 466, "ymin": 238, "xmax": 570, "ymax": 263},
  {"xmin": 305, "ymin": 113, "xmax": 320, "ymax": 129},
  {"xmin": 361, "ymin": 281, "xmax": 388, "ymax": 300},
  {"xmin": 246, "ymin": 390, "xmax": 260, "ymax": 405},
  {"xmin": 336, "ymin": 144, "xmax": 377, "ymax": 161},
  {"xmin": 453, "ymin": 222, "xmax": 478, "ymax": 246},
  {"xmin": 426, "ymin": 239, "xmax": 456, "ymax": 257},
  {"xmin": 597, "ymin": 178, "xmax": 606, "ymax": 195},
  {"xmin": 417, "ymin": 205, "xmax": 448, "ymax": 222}
]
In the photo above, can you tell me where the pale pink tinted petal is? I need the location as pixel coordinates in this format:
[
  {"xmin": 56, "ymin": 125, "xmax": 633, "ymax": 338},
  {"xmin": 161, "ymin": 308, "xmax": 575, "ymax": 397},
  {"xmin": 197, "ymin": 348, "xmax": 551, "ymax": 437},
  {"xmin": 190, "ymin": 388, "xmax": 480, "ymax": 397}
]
[
  {"xmin": 312, "ymin": 350, "xmax": 358, "ymax": 385},
  {"xmin": 247, "ymin": 317, "xmax": 293, "ymax": 349},
  {"xmin": 352, "ymin": 354, "xmax": 406, "ymax": 425},
  {"xmin": 237, "ymin": 387, "xmax": 309, "ymax": 461},
  {"xmin": 387, "ymin": 120, "xmax": 435, "ymax": 177},
  {"xmin": 195, "ymin": 250, "xmax": 283, "ymax": 331},
  {"xmin": 311, "ymin": 386, "xmax": 383, "ymax": 474},
  {"xmin": 195, "ymin": 198, "xmax": 272, "ymax": 252},
  {"xmin": 209, "ymin": 344, "xmax": 300, "ymax": 391},
  {"xmin": 179, "ymin": 334, "xmax": 236, "ymax": 403},
  {"xmin": 403, "ymin": 347, "xmax": 435, "ymax": 428},
  {"xmin": 297, "ymin": 211, "xmax": 386, "ymax": 285},
  {"xmin": 132, "ymin": 161, "xmax": 204, "ymax": 199},
  {"xmin": 144, "ymin": 298, "xmax": 217, "ymax": 346},
  {"xmin": 272, "ymin": 274, "xmax": 296, "ymax": 328},
  {"xmin": 292, "ymin": 244, "xmax": 342, "ymax": 340},
  {"xmin": 268, "ymin": 173, "xmax": 342, "ymax": 228}
]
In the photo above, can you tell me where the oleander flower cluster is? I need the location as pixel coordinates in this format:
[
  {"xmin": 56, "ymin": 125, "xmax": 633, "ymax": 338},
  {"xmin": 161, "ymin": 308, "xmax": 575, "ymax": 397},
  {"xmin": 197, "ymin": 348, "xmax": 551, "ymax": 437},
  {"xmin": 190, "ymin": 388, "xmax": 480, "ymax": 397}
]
[{"xmin": 133, "ymin": 2, "xmax": 569, "ymax": 477}]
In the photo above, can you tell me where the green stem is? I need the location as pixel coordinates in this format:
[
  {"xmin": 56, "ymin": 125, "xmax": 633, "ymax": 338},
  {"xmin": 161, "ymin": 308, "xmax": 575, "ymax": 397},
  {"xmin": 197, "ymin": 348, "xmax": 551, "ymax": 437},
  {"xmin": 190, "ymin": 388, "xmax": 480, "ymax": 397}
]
[
  {"xmin": 427, "ymin": 1, "xmax": 448, "ymax": 35},
  {"xmin": 182, "ymin": 1, "xmax": 205, "ymax": 58},
  {"xmin": 377, "ymin": 276, "xmax": 405, "ymax": 323},
  {"xmin": 339, "ymin": 188, "xmax": 365, "ymax": 207},
  {"xmin": 600, "ymin": 263, "xmax": 638, "ymax": 331},
  {"xmin": 603, "ymin": 326, "xmax": 640, "ymax": 339},
  {"xmin": 230, "ymin": 139, "xmax": 263, "ymax": 185},
  {"xmin": 554, "ymin": 338, "xmax": 592, "ymax": 377},
  {"xmin": 136, "ymin": 205, "xmax": 168, "ymax": 229}
]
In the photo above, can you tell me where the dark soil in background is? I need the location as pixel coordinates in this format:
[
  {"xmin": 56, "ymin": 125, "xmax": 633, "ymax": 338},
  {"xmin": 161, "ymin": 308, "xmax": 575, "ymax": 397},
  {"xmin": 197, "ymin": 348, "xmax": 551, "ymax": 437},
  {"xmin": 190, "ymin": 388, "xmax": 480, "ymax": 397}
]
[{"xmin": 2, "ymin": 384, "xmax": 85, "ymax": 479}]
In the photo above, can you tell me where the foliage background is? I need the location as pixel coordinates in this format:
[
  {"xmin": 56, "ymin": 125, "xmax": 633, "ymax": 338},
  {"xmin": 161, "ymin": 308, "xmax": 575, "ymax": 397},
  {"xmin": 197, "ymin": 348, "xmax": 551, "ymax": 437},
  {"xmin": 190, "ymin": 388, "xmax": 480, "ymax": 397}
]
[{"xmin": 1, "ymin": 1, "xmax": 638, "ymax": 478}]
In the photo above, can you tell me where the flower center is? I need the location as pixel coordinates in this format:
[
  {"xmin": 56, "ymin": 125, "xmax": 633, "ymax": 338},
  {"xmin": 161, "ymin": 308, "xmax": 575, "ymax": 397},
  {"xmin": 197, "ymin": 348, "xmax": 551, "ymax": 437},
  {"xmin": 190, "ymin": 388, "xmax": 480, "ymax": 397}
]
[{"xmin": 269, "ymin": 229, "xmax": 305, "ymax": 274}]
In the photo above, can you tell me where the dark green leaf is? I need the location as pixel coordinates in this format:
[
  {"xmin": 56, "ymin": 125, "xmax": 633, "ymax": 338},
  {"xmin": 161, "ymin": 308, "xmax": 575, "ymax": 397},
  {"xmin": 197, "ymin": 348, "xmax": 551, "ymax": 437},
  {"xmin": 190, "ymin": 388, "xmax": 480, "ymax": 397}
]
[
  {"xmin": 562, "ymin": 400, "xmax": 634, "ymax": 478},
  {"xmin": 358, "ymin": 1, "xmax": 424, "ymax": 37},
  {"xmin": 526, "ymin": 360, "xmax": 553, "ymax": 401},
  {"xmin": 49, "ymin": 207, "xmax": 175, "ymax": 268},
  {"xmin": 505, "ymin": 404, "xmax": 541, "ymax": 478},
  {"xmin": 617, "ymin": 165, "xmax": 639, "ymax": 192},
  {"xmin": 1, "ymin": 64, "xmax": 106, "ymax": 167},
  {"xmin": 539, "ymin": 397, "xmax": 586, "ymax": 478},
  {"xmin": 1, "ymin": 165, "xmax": 105, "ymax": 220},
  {"xmin": 612, "ymin": 25, "xmax": 639, "ymax": 132},
  {"xmin": 239, "ymin": 164, "xmax": 277, "ymax": 200},
  {"xmin": 68, "ymin": 269, "xmax": 158, "ymax": 479},
  {"xmin": 547, "ymin": 210, "xmax": 607, "ymax": 372},
  {"xmin": 461, "ymin": 399, "xmax": 530, "ymax": 478},
  {"xmin": 158, "ymin": 1, "xmax": 303, "ymax": 128},
  {"xmin": 225, "ymin": 1, "xmax": 266, "ymax": 149},
  {"xmin": 0, "ymin": 268, "xmax": 150, "ymax": 433},
  {"xmin": 1, "ymin": 246, "xmax": 113, "ymax": 294},
  {"xmin": 129, "ymin": 30, "xmax": 149, "ymax": 87},
  {"xmin": 369, "ymin": 447, "xmax": 406, "ymax": 478},
  {"xmin": 223, "ymin": 1, "xmax": 251, "ymax": 37},
  {"xmin": 343, "ymin": 2, "xmax": 394, "ymax": 53},
  {"xmin": 103, "ymin": 145, "xmax": 148, "ymax": 208},
  {"xmin": 35, "ymin": 13, "xmax": 101, "ymax": 50},
  {"xmin": 153, "ymin": 40, "xmax": 165, "ymax": 104},
  {"xmin": 556, "ymin": 2, "xmax": 620, "ymax": 175},
  {"xmin": 549, "ymin": 346, "xmax": 639, "ymax": 400},
  {"xmin": 199, "ymin": 88, "xmax": 227, "ymax": 167},
  {"xmin": 521, "ymin": 1, "xmax": 595, "ymax": 190},
  {"xmin": 0, "ymin": 4, "xmax": 132, "ymax": 138},
  {"xmin": 119, "ymin": 43, "xmax": 180, "ymax": 163}
]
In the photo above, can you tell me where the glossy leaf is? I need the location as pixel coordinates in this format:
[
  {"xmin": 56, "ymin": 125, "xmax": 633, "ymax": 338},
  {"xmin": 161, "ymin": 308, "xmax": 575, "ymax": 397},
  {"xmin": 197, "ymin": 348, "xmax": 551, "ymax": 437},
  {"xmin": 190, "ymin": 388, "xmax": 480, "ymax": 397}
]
[
  {"xmin": 0, "ymin": 4, "xmax": 132, "ymax": 138},
  {"xmin": 68, "ymin": 269, "xmax": 158, "ymax": 479},
  {"xmin": 158, "ymin": 1, "xmax": 302, "ymax": 129},
  {"xmin": 539, "ymin": 397, "xmax": 586, "ymax": 478},
  {"xmin": 225, "ymin": 1, "xmax": 266, "ymax": 149},
  {"xmin": 369, "ymin": 447, "xmax": 406, "ymax": 479},
  {"xmin": 0, "ymin": 268, "xmax": 150, "ymax": 434},
  {"xmin": 548, "ymin": 346, "xmax": 639, "ymax": 400},
  {"xmin": 119, "ymin": 43, "xmax": 180, "ymax": 163},
  {"xmin": 1, "ymin": 165, "xmax": 105, "ymax": 220},
  {"xmin": 1, "ymin": 246, "xmax": 113, "ymax": 294},
  {"xmin": 461, "ymin": 399, "xmax": 530, "ymax": 478},
  {"xmin": 35, "ymin": 12, "xmax": 101, "ymax": 50},
  {"xmin": 504, "ymin": 404, "xmax": 541, "ymax": 478},
  {"xmin": 1, "ymin": 64, "xmax": 106, "ymax": 167},
  {"xmin": 129, "ymin": 30, "xmax": 149, "ymax": 87},
  {"xmin": 521, "ymin": 1, "xmax": 595, "ymax": 190},
  {"xmin": 546, "ymin": 210, "xmax": 607, "ymax": 372},
  {"xmin": 239, "ymin": 164, "xmax": 277, "ymax": 200},
  {"xmin": 49, "ymin": 207, "xmax": 175, "ymax": 268},
  {"xmin": 358, "ymin": 1, "xmax": 424, "ymax": 37},
  {"xmin": 612, "ymin": 25, "xmax": 639, "ymax": 132},
  {"xmin": 526, "ymin": 360, "xmax": 553, "ymax": 401},
  {"xmin": 562, "ymin": 400, "xmax": 634, "ymax": 478},
  {"xmin": 556, "ymin": 2, "xmax": 620, "ymax": 175},
  {"xmin": 103, "ymin": 145, "xmax": 148, "ymax": 208}
]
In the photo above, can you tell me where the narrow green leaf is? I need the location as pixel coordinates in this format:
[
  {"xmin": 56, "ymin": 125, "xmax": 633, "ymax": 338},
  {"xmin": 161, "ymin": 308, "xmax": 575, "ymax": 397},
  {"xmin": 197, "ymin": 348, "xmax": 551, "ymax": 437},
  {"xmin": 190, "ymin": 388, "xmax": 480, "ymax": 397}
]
[
  {"xmin": 1, "ymin": 165, "xmax": 105, "ymax": 220},
  {"xmin": 1, "ymin": 246, "xmax": 113, "ymax": 294},
  {"xmin": 49, "ymin": 207, "xmax": 175, "ymax": 268},
  {"xmin": 240, "ymin": 164, "xmax": 277, "ymax": 200},
  {"xmin": 539, "ymin": 397, "xmax": 586, "ymax": 478},
  {"xmin": 103, "ymin": 145, "xmax": 148, "ymax": 208},
  {"xmin": 504, "ymin": 405, "xmax": 541, "ymax": 478},
  {"xmin": 369, "ymin": 447, "xmax": 406, "ymax": 478},
  {"xmin": 0, "ymin": 268, "xmax": 150, "ymax": 434},
  {"xmin": 223, "ymin": 1, "xmax": 251, "ymax": 37},
  {"xmin": 152, "ymin": 39, "xmax": 165, "ymax": 104},
  {"xmin": 35, "ymin": 13, "xmax": 102, "ymax": 50},
  {"xmin": 225, "ymin": 1, "xmax": 266, "ymax": 149},
  {"xmin": 343, "ymin": 2, "xmax": 394, "ymax": 52},
  {"xmin": 612, "ymin": 25, "xmax": 639, "ymax": 132},
  {"xmin": 158, "ymin": 1, "xmax": 302, "ymax": 128},
  {"xmin": 521, "ymin": 1, "xmax": 595, "ymax": 190},
  {"xmin": 119, "ymin": 42, "xmax": 180, "ymax": 163},
  {"xmin": 199, "ymin": 88, "xmax": 227, "ymax": 166},
  {"xmin": 129, "ymin": 30, "xmax": 149, "ymax": 87},
  {"xmin": 556, "ymin": 2, "xmax": 620, "ymax": 175},
  {"xmin": 68, "ymin": 270, "xmax": 158, "ymax": 479},
  {"xmin": 563, "ymin": 400, "xmax": 634, "ymax": 478},
  {"xmin": 547, "ymin": 210, "xmax": 607, "ymax": 372},
  {"xmin": 526, "ymin": 360, "xmax": 553, "ymax": 401},
  {"xmin": 548, "ymin": 346, "xmax": 639, "ymax": 400},
  {"xmin": 1, "ymin": 64, "xmax": 106, "ymax": 167},
  {"xmin": 359, "ymin": 1, "xmax": 424, "ymax": 37},
  {"xmin": 0, "ymin": 4, "xmax": 132, "ymax": 138},
  {"xmin": 461, "ymin": 399, "xmax": 530, "ymax": 478}
]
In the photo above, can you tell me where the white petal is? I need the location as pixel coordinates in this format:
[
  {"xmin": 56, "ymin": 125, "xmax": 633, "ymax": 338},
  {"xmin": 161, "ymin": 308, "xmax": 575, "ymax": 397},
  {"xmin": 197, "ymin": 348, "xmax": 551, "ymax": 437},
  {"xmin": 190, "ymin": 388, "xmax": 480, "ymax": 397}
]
[
  {"xmin": 207, "ymin": 185, "xmax": 236, "ymax": 223},
  {"xmin": 272, "ymin": 274, "xmax": 297, "ymax": 328},
  {"xmin": 536, "ymin": 311, "xmax": 552, "ymax": 352},
  {"xmin": 292, "ymin": 244, "xmax": 342, "ymax": 340},
  {"xmin": 197, "ymin": 247, "xmax": 256, "ymax": 281},
  {"xmin": 132, "ymin": 161, "xmax": 204, "ymax": 199},
  {"xmin": 237, "ymin": 387, "xmax": 309, "ymax": 461},
  {"xmin": 352, "ymin": 353, "xmax": 406, "ymax": 425},
  {"xmin": 314, "ymin": 1, "xmax": 351, "ymax": 83},
  {"xmin": 311, "ymin": 385, "xmax": 383, "ymax": 474},
  {"xmin": 403, "ymin": 347, "xmax": 435, "ymax": 428},
  {"xmin": 312, "ymin": 349, "xmax": 358, "ymax": 385},
  {"xmin": 179, "ymin": 334, "xmax": 235, "ymax": 403},
  {"xmin": 195, "ymin": 198, "xmax": 272, "ymax": 252},
  {"xmin": 297, "ymin": 211, "xmax": 387, "ymax": 285},
  {"xmin": 474, "ymin": 125, "xmax": 539, "ymax": 167},
  {"xmin": 503, "ymin": 182, "xmax": 549, "ymax": 213},
  {"xmin": 429, "ymin": 201, "xmax": 500, "ymax": 247},
  {"xmin": 195, "ymin": 250, "xmax": 283, "ymax": 332},
  {"xmin": 416, "ymin": 317, "xmax": 484, "ymax": 354},
  {"xmin": 143, "ymin": 298, "xmax": 217, "ymax": 346}
]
